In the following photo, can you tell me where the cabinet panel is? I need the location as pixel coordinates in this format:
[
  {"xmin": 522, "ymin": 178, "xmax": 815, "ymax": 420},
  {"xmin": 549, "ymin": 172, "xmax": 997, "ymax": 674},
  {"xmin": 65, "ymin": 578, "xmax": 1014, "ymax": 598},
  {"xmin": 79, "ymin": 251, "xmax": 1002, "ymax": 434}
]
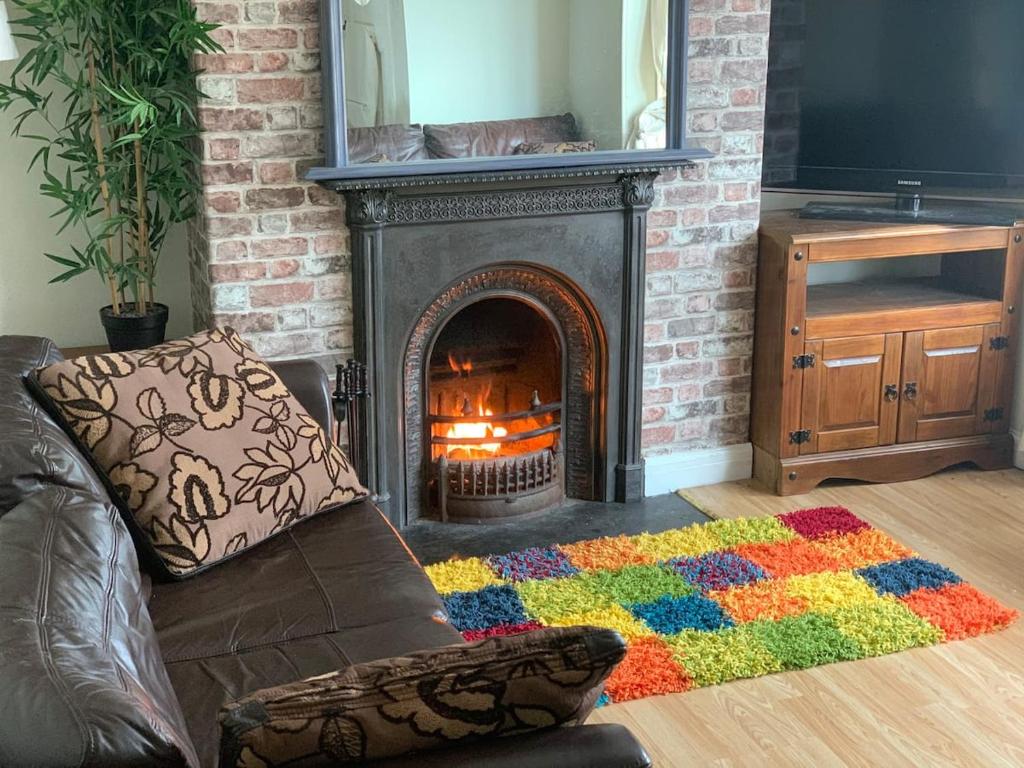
[
  {"xmin": 800, "ymin": 334, "xmax": 902, "ymax": 454},
  {"xmin": 897, "ymin": 324, "xmax": 1001, "ymax": 443}
]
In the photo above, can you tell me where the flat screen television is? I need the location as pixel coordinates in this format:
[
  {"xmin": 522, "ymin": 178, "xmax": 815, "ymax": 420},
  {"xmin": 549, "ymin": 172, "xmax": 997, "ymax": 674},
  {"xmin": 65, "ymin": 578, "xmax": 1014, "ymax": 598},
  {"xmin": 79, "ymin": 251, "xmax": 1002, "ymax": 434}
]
[{"xmin": 762, "ymin": 0, "xmax": 1024, "ymax": 204}]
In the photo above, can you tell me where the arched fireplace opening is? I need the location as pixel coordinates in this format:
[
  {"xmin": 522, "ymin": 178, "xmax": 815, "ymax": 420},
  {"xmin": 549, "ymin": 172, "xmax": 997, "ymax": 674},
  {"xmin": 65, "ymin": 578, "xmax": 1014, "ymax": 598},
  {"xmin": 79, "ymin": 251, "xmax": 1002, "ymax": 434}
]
[{"xmin": 426, "ymin": 297, "xmax": 564, "ymax": 521}]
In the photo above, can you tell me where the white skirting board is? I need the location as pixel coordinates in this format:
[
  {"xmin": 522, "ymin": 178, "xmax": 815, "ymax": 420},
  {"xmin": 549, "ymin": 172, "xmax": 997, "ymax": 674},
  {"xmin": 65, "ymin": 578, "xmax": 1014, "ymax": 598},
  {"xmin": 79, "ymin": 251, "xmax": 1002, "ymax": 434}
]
[{"xmin": 644, "ymin": 443, "xmax": 753, "ymax": 496}]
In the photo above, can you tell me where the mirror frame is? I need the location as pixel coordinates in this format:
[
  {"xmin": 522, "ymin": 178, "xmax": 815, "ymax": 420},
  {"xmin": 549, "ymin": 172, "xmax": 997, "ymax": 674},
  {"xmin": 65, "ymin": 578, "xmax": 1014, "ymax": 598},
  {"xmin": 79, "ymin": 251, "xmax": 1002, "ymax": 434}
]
[{"xmin": 307, "ymin": 0, "xmax": 710, "ymax": 186}]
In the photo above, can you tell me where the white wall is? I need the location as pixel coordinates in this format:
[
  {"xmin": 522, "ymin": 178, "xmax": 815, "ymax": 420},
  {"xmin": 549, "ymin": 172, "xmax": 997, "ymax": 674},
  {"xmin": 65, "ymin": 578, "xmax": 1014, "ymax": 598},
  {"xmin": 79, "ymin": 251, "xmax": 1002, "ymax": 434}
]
[
  {"xmin": 567, "ymin": 0, "xmax": 621, "ymax": 149},
  {"xmin": 403, "ymin": 0, "xmax": 571, "ymax": 125},
  {"xmin": 0, "ymin": 62, "xmax": 192, "ymax": 348}
]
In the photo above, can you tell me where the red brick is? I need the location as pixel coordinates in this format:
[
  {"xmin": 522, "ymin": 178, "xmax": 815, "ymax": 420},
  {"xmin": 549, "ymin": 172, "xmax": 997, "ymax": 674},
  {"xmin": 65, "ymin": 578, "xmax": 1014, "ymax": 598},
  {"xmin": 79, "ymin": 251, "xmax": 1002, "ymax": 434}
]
[
  {"xmin": 644, "ymin": 387, "xmax": 674, "ymax": 405},
  {"xmin": 643, "ymin": 407, "xmax": 666, "ymax": 424},
  {"xmin": 647, "ymin": 251, "xmax": 680, "ymax": 272},
  {"xmin": 209, "ymin": 28, "xmax": 235, "ymax": 50},
  {"xmin": 214, "ymin": 241, "xmax": 248, "ymax": 261},
  {"xmin": 642, "ymin": 426, "xmax": 677, "ymax": 447},
  {"xmin": 195, "ymin": 53, "xmax": 254, "ymax": 74},
  {"xmin": 238, "ymin": 28, "xmax": 300, "ymax": 51},
  {"xmin": 245, "ymin": 187, "xmax": 307, "ymax": 210},
  {"xmin": 279, "ymin": 0, "xmax": 318, "ymax": 23},
  {"xmin": 237, "ymin": 77, "xmax": 305, "ymax": 104},
  {"xmin": 207, "ymin": 138, "xmax": 240, "ymax": 161},
  {"xmin": 259, "ymin": 161, "xmax": 295, "ymax": 184},
  {"xmin": 307, "ymin": 185, "xmax": 340, "ymax": 207},
  {"xmin": 195, "ymin": 2, "xmax": 239, "ymax": 23},
  {"xmin": 199, "ymin": 107, "xmax": 264, "ymax": 131},
  {"xmin": 202, "ymin": 162, "xmax": 253, "ymax": 185},
  {"xmin": 313, "ymin": 233, "xmax": 347, "ymax": 255},
  {"xmin": 290, "ymin": 209, "xmax": 340, "ymax": 232},
  {"xmin": 214, "ymin": 312, "xmax": 276, "ymax": 333},
  {"xmin": 250, "ymin": 281, "xmax": 315, "ymax": 307},
  {"xmin": 250, "ymin": 237, "xmax": 309, "ymax": 258},
  {"xmin": 210, "ymin": 262, "xmax": 267, "ymax": 283},
  {"xmin": 269, "ymin": 259, "xmax": 301, "ymax": 278},
  {"xmin": 242, "ymin": 132, "xmax": 316, "ymax": 158},
  {"xmin": 207, "ymin": 216, "xmax": 253, "ymax": 238},
  {"xmin": 257, "ymin": 52, "xmax": 291, "ymax": 72},
  {"xmin": 208, "ymin": 191, "xmax": 241, "ymax": 213}
]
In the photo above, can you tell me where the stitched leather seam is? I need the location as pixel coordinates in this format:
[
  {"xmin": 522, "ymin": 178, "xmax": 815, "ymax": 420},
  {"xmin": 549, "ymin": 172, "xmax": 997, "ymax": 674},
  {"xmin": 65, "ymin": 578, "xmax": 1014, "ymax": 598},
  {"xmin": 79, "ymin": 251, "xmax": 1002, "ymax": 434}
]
[
  {"xmin": 289, "ymin": 528, "xmax": 338, "ymax": 633},
  {"xmin": 36, "ymin": 489, "xmax": 94, "ymax": 765},
  {"xmin": 101, "ymin": 506, "xmax": 120, "ymax": 652}
]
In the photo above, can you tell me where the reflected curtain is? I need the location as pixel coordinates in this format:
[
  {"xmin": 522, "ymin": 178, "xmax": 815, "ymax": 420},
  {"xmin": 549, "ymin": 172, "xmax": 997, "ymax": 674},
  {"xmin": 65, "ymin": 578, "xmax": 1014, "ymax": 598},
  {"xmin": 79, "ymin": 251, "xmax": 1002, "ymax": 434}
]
[{"xmin": 629, "ymin": 0, "xmax": 668, "ymax": 149}]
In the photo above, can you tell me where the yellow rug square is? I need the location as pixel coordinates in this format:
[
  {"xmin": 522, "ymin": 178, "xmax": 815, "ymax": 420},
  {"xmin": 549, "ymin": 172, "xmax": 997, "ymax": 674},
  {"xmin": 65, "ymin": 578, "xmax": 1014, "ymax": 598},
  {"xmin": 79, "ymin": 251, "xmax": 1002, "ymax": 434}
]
[
  {"xmin": 547, "ymin": 604, "xmax": 656, "ymax": 641},
  {"xmin": 515, "ymin": 574, "xmax": 612, "ymax": 624},
  {"xmin": 785, "ymin": 571, "xmax": 884, "ymax": 613},
  {"xmin": 424, "ymin": 557, "xmax": 505, "ymax": 595},
  {"xmin": 631, "ymin": 526, "xmax": 722, "ymax": 560},
  {"xmin": 810, "ymin": 529, "xmax": 917, "ymax": 570}
]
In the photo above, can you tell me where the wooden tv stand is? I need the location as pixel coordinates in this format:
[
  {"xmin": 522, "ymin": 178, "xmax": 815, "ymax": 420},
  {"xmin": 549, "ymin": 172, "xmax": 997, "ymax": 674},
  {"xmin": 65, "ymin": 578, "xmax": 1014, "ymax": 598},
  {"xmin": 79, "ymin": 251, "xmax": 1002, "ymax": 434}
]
[{"xmin": 752, "ymin": 210, "xmax": 1024, "ymax": 495}]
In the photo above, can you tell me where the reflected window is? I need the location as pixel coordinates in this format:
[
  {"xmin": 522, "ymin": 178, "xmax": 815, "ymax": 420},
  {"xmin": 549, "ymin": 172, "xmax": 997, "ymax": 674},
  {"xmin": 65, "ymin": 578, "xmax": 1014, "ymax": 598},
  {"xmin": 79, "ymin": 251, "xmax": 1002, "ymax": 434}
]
[{"xmin": 342, "ymin": 0, "xmax": 668, "ymax": 164}]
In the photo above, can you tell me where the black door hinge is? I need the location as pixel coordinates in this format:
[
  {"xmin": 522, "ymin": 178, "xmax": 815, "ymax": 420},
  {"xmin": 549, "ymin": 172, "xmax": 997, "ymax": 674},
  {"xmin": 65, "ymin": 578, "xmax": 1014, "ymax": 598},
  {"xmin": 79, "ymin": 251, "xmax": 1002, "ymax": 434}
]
[
  {"xmin": 990, "ymin": 336, "xmax": 1010, "ymax": 351},
  {"xmin": 789, "ymin": 429, "xmax": 812, "ymax": 445},
  {"xmin": 984, "ymin": 407, "xmax": 1005, "ymax": 422},
  {"xmin": 792, "ymin": 354, "xmax": 816, "ymax": 369}
]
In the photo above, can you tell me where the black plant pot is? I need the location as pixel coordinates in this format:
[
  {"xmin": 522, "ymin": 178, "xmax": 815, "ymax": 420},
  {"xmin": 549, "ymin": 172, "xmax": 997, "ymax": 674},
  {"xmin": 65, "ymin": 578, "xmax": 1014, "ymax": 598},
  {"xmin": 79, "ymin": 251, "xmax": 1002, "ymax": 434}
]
[{"xmin": 99, "ymin": 303, "xmax": 169, "ymax": 352}]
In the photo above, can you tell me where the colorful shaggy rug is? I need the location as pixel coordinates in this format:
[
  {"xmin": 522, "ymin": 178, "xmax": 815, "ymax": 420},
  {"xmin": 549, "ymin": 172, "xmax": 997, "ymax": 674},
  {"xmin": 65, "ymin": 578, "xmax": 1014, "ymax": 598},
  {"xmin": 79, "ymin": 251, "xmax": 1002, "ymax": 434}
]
[{"xmin": 424, "ymin": 507, "xmax": 1017, "ymax": 705}]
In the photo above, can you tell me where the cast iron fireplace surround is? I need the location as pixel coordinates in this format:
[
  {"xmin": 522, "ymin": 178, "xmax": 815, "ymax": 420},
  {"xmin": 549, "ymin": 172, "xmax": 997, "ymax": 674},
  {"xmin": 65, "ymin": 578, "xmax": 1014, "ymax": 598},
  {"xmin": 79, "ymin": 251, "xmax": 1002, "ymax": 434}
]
[{"xmin": 327, "ymin": 166, "xmax": 681, "ymax": 528}]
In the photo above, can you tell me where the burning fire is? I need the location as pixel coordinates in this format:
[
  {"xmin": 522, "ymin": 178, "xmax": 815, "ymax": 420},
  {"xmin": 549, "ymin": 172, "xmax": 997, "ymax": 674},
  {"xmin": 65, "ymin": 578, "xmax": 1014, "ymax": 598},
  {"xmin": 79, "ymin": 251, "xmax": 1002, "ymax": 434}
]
[{"xmin": 446, "ymin": 404, "xmax": 508, "ymax": 459}]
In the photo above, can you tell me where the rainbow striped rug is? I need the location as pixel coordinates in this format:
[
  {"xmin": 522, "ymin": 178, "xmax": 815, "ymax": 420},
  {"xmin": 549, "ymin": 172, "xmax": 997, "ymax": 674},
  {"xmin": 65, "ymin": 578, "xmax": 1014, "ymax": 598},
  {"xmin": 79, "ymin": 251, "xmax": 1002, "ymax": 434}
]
[{"xmin": 424, "ymin": 507, "xmax": 1017, "ymax": 704}]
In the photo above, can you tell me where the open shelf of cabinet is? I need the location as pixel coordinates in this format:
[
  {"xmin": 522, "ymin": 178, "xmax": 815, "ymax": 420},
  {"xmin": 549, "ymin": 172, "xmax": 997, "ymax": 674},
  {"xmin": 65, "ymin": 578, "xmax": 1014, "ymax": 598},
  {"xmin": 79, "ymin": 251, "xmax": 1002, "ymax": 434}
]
[
  {"xmin": 752, "ymin": 210, "xmax": 1024, "ymax": 495},
  {"xmin": 805, "ymin": 278, "xmax": 1003, "ymax": 338}
]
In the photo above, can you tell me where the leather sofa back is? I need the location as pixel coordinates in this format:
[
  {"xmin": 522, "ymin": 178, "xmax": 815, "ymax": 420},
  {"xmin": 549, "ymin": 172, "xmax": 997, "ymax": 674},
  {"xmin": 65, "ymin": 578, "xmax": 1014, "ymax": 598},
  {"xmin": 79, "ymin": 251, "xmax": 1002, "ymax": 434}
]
[{"xmin": 0, "ymin": 336, "xmax": 108, "ymax": 515}]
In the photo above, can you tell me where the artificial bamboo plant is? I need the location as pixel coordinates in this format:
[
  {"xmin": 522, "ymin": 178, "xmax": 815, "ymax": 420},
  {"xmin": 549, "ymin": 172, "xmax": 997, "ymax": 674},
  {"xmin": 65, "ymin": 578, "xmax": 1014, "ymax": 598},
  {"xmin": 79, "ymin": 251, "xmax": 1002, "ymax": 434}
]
[{"xmin": 0, "ymin": 0, "xmax": 220, "ymax": 331}]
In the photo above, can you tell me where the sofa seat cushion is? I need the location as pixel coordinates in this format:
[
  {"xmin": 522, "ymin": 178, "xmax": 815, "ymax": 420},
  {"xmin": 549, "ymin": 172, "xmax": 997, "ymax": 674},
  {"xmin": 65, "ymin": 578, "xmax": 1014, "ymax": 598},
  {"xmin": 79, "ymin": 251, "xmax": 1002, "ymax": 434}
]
[
  {"xmin": 423, "ymin": 113, "xmax": 579, "ymax": 158},
  {"xmin": 218, "ymin": 626, "xmax": 626, "ymax": 766},
  {"xmin": 0, "ymin": 487, "xmax": 199, "ymax": 767},
  {"xmin": 347, "ymin": 123, "xmax": 429, "ymax": 164},
  {"xmin": 0, "ymin": 335, "xmax": 108, "ymax": 515},
  {"xmin": 148, "ymin": 500, "xmax": 462, "ymax": 766},
  {"xmin": 31, "ymin": 328, "xmax": 367, "ymax": 580}
]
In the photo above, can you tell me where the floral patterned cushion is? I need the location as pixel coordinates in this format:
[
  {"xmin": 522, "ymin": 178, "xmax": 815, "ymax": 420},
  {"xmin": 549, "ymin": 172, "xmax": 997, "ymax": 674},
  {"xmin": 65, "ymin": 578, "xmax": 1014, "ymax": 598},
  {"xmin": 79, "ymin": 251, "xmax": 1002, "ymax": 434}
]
[
  {"xmin": 30, "ymin": 328, "xmax": 367, "ymax": 579},
  {"xmin": 218, "ymin": 626, "xmax": 626, "ymax": 766}
]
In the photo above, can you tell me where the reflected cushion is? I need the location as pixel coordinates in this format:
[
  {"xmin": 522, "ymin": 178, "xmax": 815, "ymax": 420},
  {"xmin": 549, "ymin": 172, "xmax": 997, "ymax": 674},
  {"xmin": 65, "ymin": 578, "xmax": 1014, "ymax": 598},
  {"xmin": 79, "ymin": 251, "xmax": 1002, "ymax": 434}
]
[
  {"xmin": 424, "ymin": 113, "xmax": 579, "ymax": 158},
  {"xmin": 218, "ymin": 626, "xmax": 625, "ymax": 766},
  {"xmin": 513, "ymin": 140, "xmax": 597, "ymax": 155},
  {"xmin": 30, "ymin": 328, "xmax": 367, "ymax": 580},
  {"xmin": 347, "ymin": 123, "xmax": 429, "ymax": 163}
]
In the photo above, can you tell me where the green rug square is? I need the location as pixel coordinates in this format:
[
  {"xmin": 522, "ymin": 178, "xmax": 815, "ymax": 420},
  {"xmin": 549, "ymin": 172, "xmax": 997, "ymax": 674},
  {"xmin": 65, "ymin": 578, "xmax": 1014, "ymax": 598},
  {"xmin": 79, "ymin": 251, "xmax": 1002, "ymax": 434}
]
[
  {"xmin": 705, "ymin": 517, "xmax": 797, "ymax": 548},
  {"xmin": 666, "ymin": 626, "xmax": 784, "ymax": 687},
  {"xmin": 748, "ymin": 613, "xmax": 864, "ymax": 669},
  {"xmin": 582, "ymin": 564, "xmax": 696, "ymax": 606},
  {"xmin": 515, "ymin": 574, "xmax": 611, "ymax": 623},
  {"xmin": 830, "ymin": 598, "xmax": 944, "ymax": 656}
]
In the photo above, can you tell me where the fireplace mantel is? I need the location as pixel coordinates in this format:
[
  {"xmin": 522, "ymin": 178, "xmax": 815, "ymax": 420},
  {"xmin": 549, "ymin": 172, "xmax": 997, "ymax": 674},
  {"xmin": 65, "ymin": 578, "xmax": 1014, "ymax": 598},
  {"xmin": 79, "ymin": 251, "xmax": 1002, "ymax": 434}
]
[{"xmin": 339, "ymin": 167, "xmax": 683, "ymax": 527}]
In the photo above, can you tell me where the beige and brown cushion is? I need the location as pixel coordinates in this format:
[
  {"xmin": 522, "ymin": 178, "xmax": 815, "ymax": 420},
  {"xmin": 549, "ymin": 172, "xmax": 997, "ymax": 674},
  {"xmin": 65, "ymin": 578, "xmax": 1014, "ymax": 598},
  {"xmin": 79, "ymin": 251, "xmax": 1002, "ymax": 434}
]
[
  {"xmin": 30, "ymin": 328, "xmax": 367, "ymax": 579},
  {"xmin": 513, "ymin": 140, "xmax": 597, "ymax": 155},
  {"xmin": 218, "ymin": 626, "xmax": 625, "ymax": 766}
]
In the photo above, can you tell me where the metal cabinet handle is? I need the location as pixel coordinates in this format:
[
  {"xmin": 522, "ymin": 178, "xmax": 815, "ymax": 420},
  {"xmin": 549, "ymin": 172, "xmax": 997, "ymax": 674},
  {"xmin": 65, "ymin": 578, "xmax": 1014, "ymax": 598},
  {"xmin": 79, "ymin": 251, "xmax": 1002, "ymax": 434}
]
[
  {"xmin": 884, "ymin": 384, "xmax": 899, "ymax": 402},
  {"xmin": 903, "ymin": 382, "xmax": 918, "ymax": 401}
]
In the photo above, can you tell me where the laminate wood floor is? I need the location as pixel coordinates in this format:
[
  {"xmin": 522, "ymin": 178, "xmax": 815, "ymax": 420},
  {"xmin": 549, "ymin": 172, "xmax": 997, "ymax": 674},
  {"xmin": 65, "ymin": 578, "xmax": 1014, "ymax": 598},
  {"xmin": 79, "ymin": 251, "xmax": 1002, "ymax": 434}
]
[{"xmin": 590, "ymin": 468, "xmax": 1024, "ymax": 767}]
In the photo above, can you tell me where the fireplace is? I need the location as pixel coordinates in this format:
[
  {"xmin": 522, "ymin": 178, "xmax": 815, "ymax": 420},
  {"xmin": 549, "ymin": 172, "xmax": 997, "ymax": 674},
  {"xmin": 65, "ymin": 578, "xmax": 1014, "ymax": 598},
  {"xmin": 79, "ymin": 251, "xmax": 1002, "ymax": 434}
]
[
  {"xmin": 334, "ymin": 169, "xmax": 663, "ymax": 527},
  {"xmin": 426, "ymin": 297, "xmax": 564, "ymax": 521}
]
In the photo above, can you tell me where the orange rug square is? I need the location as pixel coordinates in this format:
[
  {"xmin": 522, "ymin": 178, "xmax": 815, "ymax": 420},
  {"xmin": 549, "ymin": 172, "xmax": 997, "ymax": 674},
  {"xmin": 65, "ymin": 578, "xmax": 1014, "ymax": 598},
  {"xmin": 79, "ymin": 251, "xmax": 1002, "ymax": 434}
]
[
  {"xmin": 603, "ymin": 636, "xmax": 692, "ymax": 702},
  {"xmin": 735, "ymin": 538, "xmax": 844, "ymax": 578},
  {"xmin": 901, "ymin": 582, "xmax": 1019, "ymax": 640},
  {"xmin": 710, "ymin": 578, "xmax": 809, "ymax": 623}
]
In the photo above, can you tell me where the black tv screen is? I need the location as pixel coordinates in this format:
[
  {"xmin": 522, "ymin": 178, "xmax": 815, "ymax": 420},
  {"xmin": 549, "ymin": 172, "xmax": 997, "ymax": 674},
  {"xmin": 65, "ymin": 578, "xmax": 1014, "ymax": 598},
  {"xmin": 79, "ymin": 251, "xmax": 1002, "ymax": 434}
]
[{"xmin": 762, "ymin": 0, "xmax": 1024, "ymax": 199}]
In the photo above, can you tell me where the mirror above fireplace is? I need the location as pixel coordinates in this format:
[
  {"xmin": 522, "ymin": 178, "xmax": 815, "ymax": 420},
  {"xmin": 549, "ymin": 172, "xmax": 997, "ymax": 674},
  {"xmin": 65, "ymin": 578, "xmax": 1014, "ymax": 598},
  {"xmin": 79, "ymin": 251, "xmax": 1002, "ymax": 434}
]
[{"xmin": 309, "ymin": 0, "xmax": 709, "ymax": 187}]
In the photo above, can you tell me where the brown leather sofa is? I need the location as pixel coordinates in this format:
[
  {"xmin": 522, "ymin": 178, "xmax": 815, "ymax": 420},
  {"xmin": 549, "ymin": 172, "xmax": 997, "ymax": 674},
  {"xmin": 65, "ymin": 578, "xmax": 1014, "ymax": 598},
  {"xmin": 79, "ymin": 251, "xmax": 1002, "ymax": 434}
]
[
  {"xmin": 0, "ymin": 335, "xmax": 651, "ymax": 768},
  {"xmin": 347, "ymin": 113, "xmax": 581, "ymax": 163}
]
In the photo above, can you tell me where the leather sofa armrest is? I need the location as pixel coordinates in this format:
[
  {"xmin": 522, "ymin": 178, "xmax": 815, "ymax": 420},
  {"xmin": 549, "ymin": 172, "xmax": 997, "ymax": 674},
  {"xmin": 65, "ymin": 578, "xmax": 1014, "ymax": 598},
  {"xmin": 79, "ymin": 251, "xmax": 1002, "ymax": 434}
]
[
  {"xmin": 270, "ymin": 359, "xmax": 333, "ymax": 434},
  {"xmin": 366, "ymin": 724, "xmax": 652, "ymax": 768}
]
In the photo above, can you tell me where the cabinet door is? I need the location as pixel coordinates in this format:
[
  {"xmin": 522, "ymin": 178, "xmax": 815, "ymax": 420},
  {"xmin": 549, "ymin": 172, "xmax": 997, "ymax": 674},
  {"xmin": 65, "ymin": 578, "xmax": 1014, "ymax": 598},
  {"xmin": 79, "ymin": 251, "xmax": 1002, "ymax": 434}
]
[
  {"xmin": 897, "ymin": 324, "xmax": 1001, "ymax": 443},
  {"xmin": 800, "ymin": 334, "xmax": 902, "ymax": 454}
]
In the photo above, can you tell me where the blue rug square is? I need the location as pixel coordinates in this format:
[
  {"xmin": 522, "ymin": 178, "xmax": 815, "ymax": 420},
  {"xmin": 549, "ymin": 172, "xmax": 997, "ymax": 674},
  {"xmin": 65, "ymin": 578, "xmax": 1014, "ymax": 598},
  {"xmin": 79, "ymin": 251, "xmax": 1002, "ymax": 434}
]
[
  {"xmin": 443, "ymin": 585, "xmax": 528, "ymax": 631},
  {"xmin": 487, "ymin": 546, "xmax": 579, "ymax": 582},
  {"xmin": 668, "ymin": 551, "xmax": 767, "ymax": 592},
  {"xmin": 630, "ymin": 594, "xmax": 735, "ymax": 634},
  {"xmin": 857, "ymin": 557, "xmax": 962, "ymax": 598}
]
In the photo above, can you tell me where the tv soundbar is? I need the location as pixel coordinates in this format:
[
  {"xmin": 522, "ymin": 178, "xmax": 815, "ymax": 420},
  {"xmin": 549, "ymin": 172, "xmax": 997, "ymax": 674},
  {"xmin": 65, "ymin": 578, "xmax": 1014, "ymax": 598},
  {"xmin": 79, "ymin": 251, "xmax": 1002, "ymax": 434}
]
[{"xmin": 800, "ymin": 199, "xmax": 1024, "ymax": 227}]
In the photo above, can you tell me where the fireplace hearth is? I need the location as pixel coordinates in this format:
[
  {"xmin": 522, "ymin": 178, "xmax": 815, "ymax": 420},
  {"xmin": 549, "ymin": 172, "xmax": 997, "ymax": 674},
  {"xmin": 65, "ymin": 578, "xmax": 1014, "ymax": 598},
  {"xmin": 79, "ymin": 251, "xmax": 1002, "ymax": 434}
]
[{"xmin": 330, "ymin": 166, "xmax": 670, "ymax": 528}]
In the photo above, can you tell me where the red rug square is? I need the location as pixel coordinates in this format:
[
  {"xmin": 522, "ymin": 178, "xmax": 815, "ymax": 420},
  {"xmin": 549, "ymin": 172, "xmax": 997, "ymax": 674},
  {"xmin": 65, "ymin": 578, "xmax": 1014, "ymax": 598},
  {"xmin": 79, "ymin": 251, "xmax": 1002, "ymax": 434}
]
[{"xmin": 777, "ymin": 506, "xmax": 872, "ymax": 540}]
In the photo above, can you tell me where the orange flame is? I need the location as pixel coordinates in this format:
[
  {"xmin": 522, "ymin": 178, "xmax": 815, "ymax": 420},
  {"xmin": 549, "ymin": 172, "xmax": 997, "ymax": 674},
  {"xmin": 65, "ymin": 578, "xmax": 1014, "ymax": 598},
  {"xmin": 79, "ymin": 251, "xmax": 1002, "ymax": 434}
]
[{"xmin": 448, "ymin": 351, "xmax": 472, "ymax": 376}]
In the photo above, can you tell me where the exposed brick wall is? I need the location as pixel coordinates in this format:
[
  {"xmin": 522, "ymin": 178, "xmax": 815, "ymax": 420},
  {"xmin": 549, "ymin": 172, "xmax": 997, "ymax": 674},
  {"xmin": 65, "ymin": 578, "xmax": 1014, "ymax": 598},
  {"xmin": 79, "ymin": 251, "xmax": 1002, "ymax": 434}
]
[{"xmin": 187, "ymin": 0, "xmax": 770, "ymax": 457}]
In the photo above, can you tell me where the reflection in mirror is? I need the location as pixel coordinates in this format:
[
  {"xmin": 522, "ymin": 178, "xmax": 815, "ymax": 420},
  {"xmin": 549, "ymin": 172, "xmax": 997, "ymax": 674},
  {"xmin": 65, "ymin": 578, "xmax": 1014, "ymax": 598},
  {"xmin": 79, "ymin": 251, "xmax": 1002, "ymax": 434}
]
[{"xmin": 341, "ymin": 0, "xmax": 668, "ymax": 164}]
